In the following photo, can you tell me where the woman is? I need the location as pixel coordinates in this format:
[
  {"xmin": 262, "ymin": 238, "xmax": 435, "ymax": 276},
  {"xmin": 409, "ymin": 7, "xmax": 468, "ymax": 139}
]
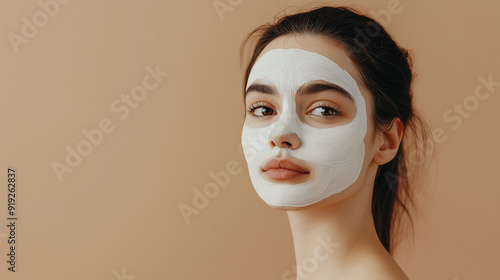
[{"xmin": 240, "ymin": 6, "xmax": 431, "ymax": 279}]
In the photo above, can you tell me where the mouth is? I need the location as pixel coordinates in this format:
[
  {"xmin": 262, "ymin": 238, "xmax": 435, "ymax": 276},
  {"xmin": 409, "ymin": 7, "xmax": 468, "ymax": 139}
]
[{"xmin": 261, "ymin": 158, "xmax": 311, "ymax": 181}]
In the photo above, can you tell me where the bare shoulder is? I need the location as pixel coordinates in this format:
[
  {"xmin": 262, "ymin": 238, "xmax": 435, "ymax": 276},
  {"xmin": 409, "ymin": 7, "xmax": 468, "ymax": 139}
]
[{"xmin": 349, "ymin": 250, "xmax": 410, "ymax": 280}]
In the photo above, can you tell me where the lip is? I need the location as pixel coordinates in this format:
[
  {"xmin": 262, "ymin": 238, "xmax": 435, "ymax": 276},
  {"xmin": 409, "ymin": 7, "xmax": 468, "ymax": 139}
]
[{"xmin": 261, "ymin": 158, "xmax": 311, "ymax": 181}]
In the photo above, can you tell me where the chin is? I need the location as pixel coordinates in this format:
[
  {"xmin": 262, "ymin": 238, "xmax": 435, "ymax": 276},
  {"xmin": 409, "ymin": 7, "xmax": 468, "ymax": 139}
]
[
  {"xmin": 262, "ymin": 185, "xmax": 363, "ymax": 211},
  {"xmin": 267, "ymin": 204, "xmax": 304, "ymax": 211},
  {"xmin": 265, "ymin": 201, "xmax": 322, "ymax": 211}
]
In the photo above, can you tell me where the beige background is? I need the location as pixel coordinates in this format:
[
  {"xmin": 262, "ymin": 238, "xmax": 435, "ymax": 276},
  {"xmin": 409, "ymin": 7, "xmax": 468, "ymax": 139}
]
[{"xmin": 1, "ymin": 0, "xmax": 499, "ymax": 279}]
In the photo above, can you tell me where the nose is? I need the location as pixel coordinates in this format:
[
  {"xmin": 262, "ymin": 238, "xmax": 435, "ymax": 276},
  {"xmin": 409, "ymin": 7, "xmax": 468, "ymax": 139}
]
[{"xmin": 269, "ymin": 133, "xmax": 300, "ymax": 150}]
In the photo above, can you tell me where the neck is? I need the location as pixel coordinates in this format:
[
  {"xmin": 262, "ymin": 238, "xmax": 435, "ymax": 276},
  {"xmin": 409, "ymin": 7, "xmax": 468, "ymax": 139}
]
[{"xmin": 285, "ymin": 181, "xmax": 384, "ymax": 279}]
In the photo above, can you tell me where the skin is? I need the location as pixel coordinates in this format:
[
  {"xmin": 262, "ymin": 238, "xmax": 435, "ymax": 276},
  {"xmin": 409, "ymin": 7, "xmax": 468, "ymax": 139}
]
[{"xmin": 244, "ymin": 34, "xmax": 407, "ymax": 279}]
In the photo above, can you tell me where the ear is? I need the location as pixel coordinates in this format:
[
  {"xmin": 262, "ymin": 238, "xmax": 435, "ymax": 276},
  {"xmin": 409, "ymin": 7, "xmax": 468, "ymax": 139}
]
[{"xmin": 373, "ymin": 118, "xmax": 404, "ymax": 165}]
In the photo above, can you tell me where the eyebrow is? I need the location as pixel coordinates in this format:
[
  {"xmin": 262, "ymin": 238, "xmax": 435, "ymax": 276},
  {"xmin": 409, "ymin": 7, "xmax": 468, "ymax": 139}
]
[
  {"xmin": 298, "ymin": 82, "xmax": 353, "ymax": 101},
  {"xmin": 245, "ymin": 83, "xmax": 276, "ymax": 95},
  {"xmin": 245, "ymin": 81, "xmax": 353, "ymax": 102}
]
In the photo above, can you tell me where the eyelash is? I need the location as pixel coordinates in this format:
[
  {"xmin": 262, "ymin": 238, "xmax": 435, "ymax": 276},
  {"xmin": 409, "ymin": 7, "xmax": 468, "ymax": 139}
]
[
  {"xmin": 310, "ymin": 102, "xmax": 341, "ymax": 118},
  {"xmin": 246, "ymin": 102, "xmax": 341, "ymax": 118},
  {"xmin": 247, "ymin": 102, "xmax": 274, "ymax": 117}
]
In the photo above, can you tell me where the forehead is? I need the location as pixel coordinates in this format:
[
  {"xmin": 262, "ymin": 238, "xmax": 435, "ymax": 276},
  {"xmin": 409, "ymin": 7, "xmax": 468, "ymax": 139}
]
[
  {"xmin": 256, "ymin": 34, "xmax": 364, "ymax": 88},
  {"xmin": 246, "ymin": 48, "xmax": 357, "ymax": 103}
]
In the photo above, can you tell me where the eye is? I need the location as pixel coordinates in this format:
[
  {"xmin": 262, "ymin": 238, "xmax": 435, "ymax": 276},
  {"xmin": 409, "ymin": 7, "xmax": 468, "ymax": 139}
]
[
  {"xmin": 247, "ymin": 102, "xmax": 276, "ymax": 117},
  {"xmin": 307, "ymin": 102, "xmax": 341, "ymax": 118}
]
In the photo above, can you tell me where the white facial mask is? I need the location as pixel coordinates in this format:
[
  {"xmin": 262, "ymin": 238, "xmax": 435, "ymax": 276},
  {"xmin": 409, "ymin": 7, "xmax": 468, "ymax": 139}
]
[{"xmin": 241, "ymin": 48, "xmax": 367, "ymax": 207}]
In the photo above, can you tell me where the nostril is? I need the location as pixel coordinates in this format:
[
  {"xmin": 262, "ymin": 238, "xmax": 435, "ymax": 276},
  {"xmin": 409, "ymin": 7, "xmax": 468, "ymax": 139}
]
[
  {"xmin": 269, "ymin": 133, "xmax": 300, "ymax": 149},
  {"xmin": 282, "ymin": 141, "xmax": 292, "ymax": 147},
  {"xmin": 269, "ymin": 140, "xmax": 276, "ymax": 148}
]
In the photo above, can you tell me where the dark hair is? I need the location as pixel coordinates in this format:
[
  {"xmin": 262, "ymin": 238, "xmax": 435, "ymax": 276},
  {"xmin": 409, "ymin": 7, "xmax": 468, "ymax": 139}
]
[{"xmin": 240, "ymin": 6, "xmax": 432, "ymax": 253}]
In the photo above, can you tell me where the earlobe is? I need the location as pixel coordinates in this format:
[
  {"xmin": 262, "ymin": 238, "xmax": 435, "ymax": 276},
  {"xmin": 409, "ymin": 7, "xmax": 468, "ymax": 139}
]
[{"xmin": 373, "ymin": 118, "xmax": 404, "ymax": 165}]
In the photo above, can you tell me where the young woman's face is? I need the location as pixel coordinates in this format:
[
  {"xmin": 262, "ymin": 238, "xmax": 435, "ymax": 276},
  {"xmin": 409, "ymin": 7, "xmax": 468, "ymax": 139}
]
[{"xmin": 241, "ymin": 34, "xmax": 379, "ymax": 210}]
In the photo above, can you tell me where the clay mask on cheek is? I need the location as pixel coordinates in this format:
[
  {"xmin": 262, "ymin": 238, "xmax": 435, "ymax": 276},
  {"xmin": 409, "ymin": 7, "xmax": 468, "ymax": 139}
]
[{"xmin": 241, "ymin": 48, "xmax": 367, "ymax": 207}]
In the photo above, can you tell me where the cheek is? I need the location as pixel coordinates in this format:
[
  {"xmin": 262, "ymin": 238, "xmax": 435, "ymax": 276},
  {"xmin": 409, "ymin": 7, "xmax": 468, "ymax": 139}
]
[
  {"xmin": 241, "ymin": 125, "xmax": 273, "ymax": 163},
  {"xmin": 360, "ymin": 114, "xmax": 380, "ymax": 169}
]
